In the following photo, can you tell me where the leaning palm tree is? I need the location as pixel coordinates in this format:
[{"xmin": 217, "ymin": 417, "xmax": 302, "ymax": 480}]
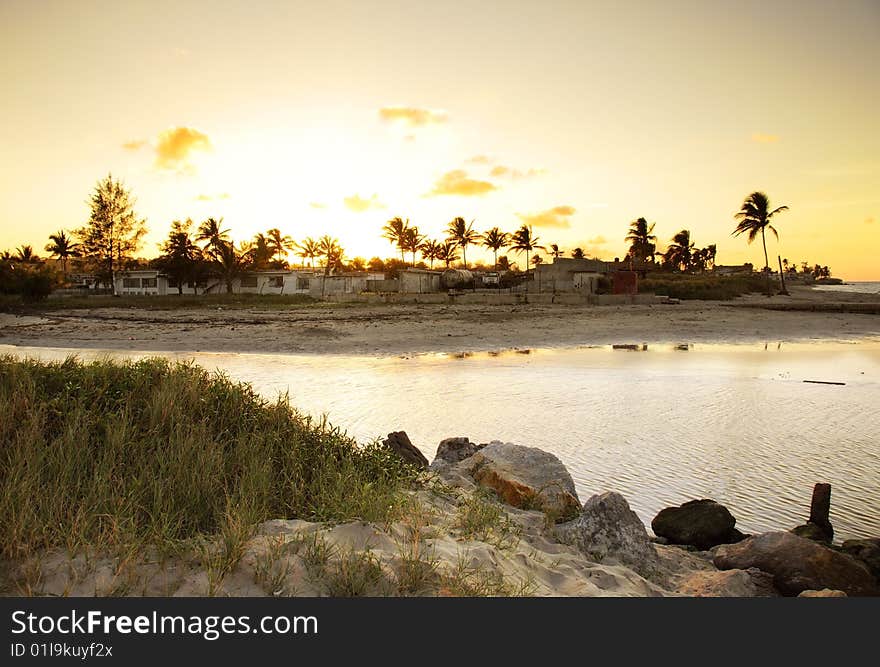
[
  {"xmin": 295, "ymin": 237, "xmax": 320, "ymax": 268},
  {"xmin": 663, "ymin": 230, "xmax": 695, "ymax": 272},
  {"xmin": 196, "ymin": 217, "xmax": 231, "ymax": 251},
  {"xmin": 382, "ymin": 217, "xmax": 410, "ymax": 263},
  {"xmin": 625, "ymin": 217, "xmax": 657, "ymax": 263},
  {"xmin": 733, "ymin": 191, "xmax": 789, "ymax": 272},
  {"xmin": 420, "ymin": 239, "xmax": 442, "ymax": 269},
  {"xmin": 44, "ymin": 230, "xmax": 81, "ymax": 275},
  {"xmin": 266, "ymin": 228, "xmax": 295, "ymax": 266},
  {"xmin": 401, "ymin": 226, "xmax": 426, "ymax": 267},
  {"xmin": 436, "ymin": 241, "xmax": 460, "ymax": 269},
  {"xmin": 509, "ymin": 225, "xmax": 544, "ymax": 274},
  {"xmin": 481, "ymin": 227, "xmax": 510, "ymax": 270},
  {"xmin": 445, "ymin": 217, "xmax": 479, "ymax": 269}
]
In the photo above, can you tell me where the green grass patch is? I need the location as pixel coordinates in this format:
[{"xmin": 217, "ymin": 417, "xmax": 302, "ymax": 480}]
[
  {"xmin": 639, "ymin": 273, "xmax": 771, "ymax": 300},
  {"xmin": 0, "ymin": 356, "xmax": 418, "ymax": 563}
]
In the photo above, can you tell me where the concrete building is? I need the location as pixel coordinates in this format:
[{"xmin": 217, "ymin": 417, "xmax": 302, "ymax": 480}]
[
  {"xmin": 399, "ymin": 269, "xmax": 442, "ymax": 294},
  {"xmin": 114, "ymin": 269, "xmax": 315, "ymax": 296},
  {"xmin": 533, "ymin": 257, "xmax": 607, "ymax": 293}
]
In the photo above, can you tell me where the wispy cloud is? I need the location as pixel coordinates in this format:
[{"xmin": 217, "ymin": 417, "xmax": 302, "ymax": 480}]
[
  {"xmin": 155, "ymin": 126, "xmax": 212, "ymax": 173},
  {"xmin": 751, "ymin": 133, "xmax": 780, "ymax": 144},
  {"xmin": 516, "ymin": 205, "xmax": 576, "ymax": 228},
  {"xmin": 122, "ymin": 139, "xmax": 147, "ymax": 151},
  {"xmin": 426, "ymin": 170, "xmax": 497, "ymax": 197},
  {"xmin": 465, "ymin": 155, "xmax": 492, "ymax": 165},
  {"xmin": 344, "ymin": 193, "xmax": 386, "ymax": 212},
  {"xmin": 489, "ymin": 165, "xmax": 546, "ymax": 179},
  {"xmin": 587, "ymin": 235, "xmax": 607, "ymax": 245},
  {"xmin": 195, "ymin": 192, "xmax": 231, "ymax": 201},
  {"xmin": 378, "ymin": 106, "xmax": 448, "ymax": 126}
]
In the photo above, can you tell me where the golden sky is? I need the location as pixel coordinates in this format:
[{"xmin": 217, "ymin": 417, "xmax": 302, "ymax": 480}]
[{"xmin": 1, "ymin": 0, "xmax": 878, "ymax": 278}]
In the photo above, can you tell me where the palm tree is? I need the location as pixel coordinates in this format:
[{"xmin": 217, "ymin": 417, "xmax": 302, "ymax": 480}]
[
  {"xmin": 663, "ymin": 230, "xmax": 696, "ymax": 272},
  {"xmin": 420, "ymin": 239, "xmax": 442, "ymax": 269},
  {"xmin": 210, "ymin": 240, "xmax": 249, "ymax": 294},
  {"xmin": 196, "ymin": 217, "xmax": 230, "ymax": 251},
  {"xmin": 445, "ymin": 217, "xmax": 479, "ymax": 269},
  {"xmin": 296, "ymin": 237, "xmax": 320, "ymax": 268},
  {"xmin": 401, "ymin": 226, "xmax": 426, "ymax": 267},
  {"xmin": 44, "ymin": 230, "xmax": 81, "ymax": 275},
  {"xmin": 481, "ymin": 227, "xmax": 510, "ymax": 270},
  {"xmin": 318, "ymin": 235, "xmax": 343, "ymax": 276},
  {"xmin": 571, "ymin": 247, "xmax": 585, "ymax": 259},
  {"xmin": 733, "ymin": 192, "xmax": 789, "ymax": 272},
  {"xmin": 266, "ymin": 228, "xmax": 295, "ymax": 266},
  {"xmin": 548, "ymin": 243, "xmax": 564, "ymax": 258},
  {"xmin": 248, "ymin": 233, "xmax": 274, "ymax": 270},
  {"xmin": 509, "ymin": 224, "xmax": 544, "ymax": 274},
  {"xmin": 15, "ymin": 245, "xmax": 39, "ymax": 263},
  {"xmin": 436, "ymin": 241, "xmax": 460, "ymax": 269},
  {"xmin": 625, "ymin": 217, "xmax": 657, "ymax": 263},
  {"xmin": 382, "ymin": 217, "xmax": 410, "ymax": 263}
]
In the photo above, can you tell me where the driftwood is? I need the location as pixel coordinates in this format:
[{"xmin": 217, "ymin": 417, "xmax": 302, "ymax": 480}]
[
  {"xmin": 382, "ymin": 431, "xmax": 429, "ymax": 469},
  {"xmin": 803, "ymin": 380, "xmax": 846, "ymax": 386}
]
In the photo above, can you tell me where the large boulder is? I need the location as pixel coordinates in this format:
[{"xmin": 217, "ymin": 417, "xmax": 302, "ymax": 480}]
[
  {"xmin": 651, "ymin": 499, "xmax": 745, "ymax": 550},
  {"xmin": 555, "ymin": 491, "xmax": 658, "ymax": 576},
  {"xmin": 433, "ymin": 437, "xmax": 484, "ymax": 465},
  {"xmin": 714, "ymin": 532, "xmax": 879, "ymax": 597},
  {"xmin": 466, "ymin": 443, "xmax": 580, "ymax": 522},
  {"xmin": 382, "ymin": 431, "xmax": 429, "ymax": 469},
  {"xmin": 675, "ymin": 569, "xmax": 760, "ymax": 597},
  {"xmin": 840, "ymin": 538, "xmax": 880, "ymax": 581}
]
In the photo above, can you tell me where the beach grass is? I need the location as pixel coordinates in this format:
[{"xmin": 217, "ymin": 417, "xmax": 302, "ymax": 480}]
[
  {"xmin": 0, "ymin": 292, "xmax": 322, "ymax": 312},
  {"xmin": 639, "ymin": 273, "xmax": 771, "ymax": 300},
  {"xmin": 0, "ymin": 356, "xmax": 418, "ymax": 565}
]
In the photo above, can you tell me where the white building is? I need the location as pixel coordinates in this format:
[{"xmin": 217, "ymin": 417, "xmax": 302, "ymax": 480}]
[{"xmin": 114, "ymin": 269, "xmax": 315, "ymax": 296}]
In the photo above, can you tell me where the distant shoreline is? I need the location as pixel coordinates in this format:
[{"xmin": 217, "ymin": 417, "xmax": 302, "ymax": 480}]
[{"xmin": 1, "ymin": 286, "xmax": 878, "ymax": 357}]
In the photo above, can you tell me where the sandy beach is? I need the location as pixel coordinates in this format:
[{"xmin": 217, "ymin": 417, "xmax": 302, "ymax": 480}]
[{"xmin": 1, "ymin": 287, "xmax": 878, "ymax": 356}]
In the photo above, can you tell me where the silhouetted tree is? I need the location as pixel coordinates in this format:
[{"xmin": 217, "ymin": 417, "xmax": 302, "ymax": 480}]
[
  {"xmin": 436, "ymin": 241, "xmax": 460, "ymax": 269},
  {"xmin": 44, "ymin": 231, "xmax": 80, "ymax": 275},
  {"xmin": 509, "ymin": 224, "xmax": 544, "ymax": 274},
  {"xmin": 195, "ymin": 217, "xmax": 230, "ymax": 252},
  {"xmin": 663, "ymin": 230, "xmax": 695, "ymax": 272},
  {"xmin": 155, "ymin": 219, "xmax": 204, "ymax": 294},
  {"xmin": 733, "ymin": 191, "xmax": 789, "ymax": 272},
  {"xmin": 267, "ymin": 228, "xmax": 295, "ymax": 266},
  {"xmin": 625, "ymin": 217, "xmax": 657, "ymax": 263},
  {"xmin": 401, "ymin": 226, "xmax": 426, "ymax": 267},
  {"xmin": 571, "ymin": 247, "xmax": 585, "ymax": 259},
  {"xmin": 420, "ymin": 240, "xmax": 442, "ymax": 269},
  {"xmin": 446, "ymin": 217, "xmax": 479, "ymax": 269},
  {"xmin": 382, "ymin": 217, "xmax": 409, "ymax": 263},
  {"xmin": 481, "ymin": 227, "xmax": 510, "ymax": 270}
]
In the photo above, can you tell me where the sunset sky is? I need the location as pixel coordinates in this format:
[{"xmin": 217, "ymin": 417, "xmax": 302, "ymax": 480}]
[{"xmin": 1, "ymin": 0, "xmax": 878, "ymax": 278}]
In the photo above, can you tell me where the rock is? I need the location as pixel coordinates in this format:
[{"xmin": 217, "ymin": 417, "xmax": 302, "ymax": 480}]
[
  {"xmin": 382, "ymin": 431, "xmax": 429, "ymax": 469},
  {"xmin": 798, "ymin": 589, "xmax": 847, "ymax": 597},
  {"xmin": 791, "ymin": 521, "xmax": 833, "ymax": 544},
  {"xmin": 555, "ymin": 492, "xmax": 658, "ymax": 576},
  {"xmin": 807, "ymin": 483, "xmax": 834, "ymax": 540},
  {"xmin": 840, "ymin": 538, "xmax": 880, "ymax": 580},
  {"xmin": 466, "ymin": 442, "xmax": 580, "ymax": 522},
  {"xmin": 713, "ymin": 532, "xmax": 879, "ymax": 597},
  {"xmin": 651, "ymin": 499, "xmax": 745, "ymax": 550},
  {"xmin": 433, "ymin": 437, "xmax": 484, "ymax": 465},
  {"xmin": 676, "ymin": 569, "xmax": 759, "ymax": 597}
]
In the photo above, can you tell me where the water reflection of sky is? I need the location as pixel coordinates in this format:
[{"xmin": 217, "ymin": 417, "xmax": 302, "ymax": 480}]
[{"xmin": 3, "ymin": 341, "xmax": 879, "ymax": 540}]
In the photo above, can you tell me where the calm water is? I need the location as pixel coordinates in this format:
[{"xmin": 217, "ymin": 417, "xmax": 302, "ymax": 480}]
[
  {"xmin": 3, "ymin": 342, "xmax": 879, "ymax": 540},
  {"xmin": 813, "ymin": 281, "xmax": 880, "ymax": 295}
]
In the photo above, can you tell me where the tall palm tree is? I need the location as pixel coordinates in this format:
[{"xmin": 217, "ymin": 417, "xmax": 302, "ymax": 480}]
[
  {"xmin": 625, "ymin": 217, "xmax": 657, "ymax": 263},
  {"xmin": 445, "ymin": 217, "xmax": 479, "ymax": 269},
  {"xmin": 509, "ymin": 224, "xmax": 544, "ymax": 274},
  {"xmin": 663, "ymin": 230, "xmax": 695, "ymax": 272},
  {"xmin": 548, "ymin": 243, "xmax": 564, "ymax": 258},
  {"xmin": 401, "ymin": 226, "xmax": 426, "ymax": 267},
  {"xmin": 382, "ymin": 217, "xmax": 410, "ymax": 263},
  {"xmin": 196, "ymin": 217, "xmax": 230, "ymax": 251},
  {"xmin": 248, "ymin": 233, "xmax": 274, "ymax": 270},
  {"xmin": 266, "ymin": 228, "xmax": 295, "ymax": 266},
  {"xmin": 733, "ymin": 191, "xmax": 789, "ymax": 272},
  {"xmin": 296, "ymin": 237, "xmax": 320, "ymax": 268},
  {"xmin": 44, "ymin": 230, "xmax": 81, "ymax": 275},
  {"xmin": 481, "ymin": 227, "xmax": 510, "ymax": 270},
  {"xmin": 436, "ymin": 241, "xmax": 460, "ymax": 269},
  {"xmin": 420, "ymin": 239, "xmax": 442, "ymax": 269},
  {"xmin": 210, "ymin": 240, "xmax": 249, "ymax": 294},
  {"xmin": 318, "ymin": 235, "xmax": 343, "ymax": 276}
]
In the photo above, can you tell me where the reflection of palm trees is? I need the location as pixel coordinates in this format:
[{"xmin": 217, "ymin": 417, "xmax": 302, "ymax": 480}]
[
  {"xmin": 446, "ymin": 217, "xmax": 479, "ymax": 269},
  {"xmin": 733, "ymin": 191, "xmax": 789, "ymax": 272},
  {"xmin": 382, "ymin": 217, "xmax": 409, "ymax": 263},
  {"xmin": 663, "ymin": 230, "xmax": 695, "ymax": 271},
  {"xmin": 509, "ymin": 224, "xmax": 544, "ymax": 274},
  {"xmin": 481, "ymin": 227, "xmax": 510, "ymax": 270},
  {"xmin": 625, "ymin": 217, "xmax": 657, "ymax": 263},
  {"xmin": 44, "ymin": 230, "xmax": 81, "ymax": 274}
]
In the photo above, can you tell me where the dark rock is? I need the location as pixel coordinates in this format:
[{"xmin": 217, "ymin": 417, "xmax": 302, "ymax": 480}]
[
  {"xmin": 840, "ymin": 538, "xmax": 880, "ymax": 581},
  {"xmin": 434, "ymin": 437, "xmax": 484, "ymax": 464},
  {"xmin": 808, "ymin": 483, "xmax": 833, "ymax": 536},
  {"xmin": 555, "ymin": 492, "xmax": 658, "ymax": 576},
  {"xmin": 791, "ymin": 521, "xmax": 833, "ymax": 544},
  {"xmin": 382, "ymin": 431, "xmax": 429, "ymax": 469},
  {"xmin": 714, "ymin": 532, "xmax": 879, "ymax": 597},
  {"xmin": 651, "ymin": 499, "xmax": 744, "ymax": 550}
]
